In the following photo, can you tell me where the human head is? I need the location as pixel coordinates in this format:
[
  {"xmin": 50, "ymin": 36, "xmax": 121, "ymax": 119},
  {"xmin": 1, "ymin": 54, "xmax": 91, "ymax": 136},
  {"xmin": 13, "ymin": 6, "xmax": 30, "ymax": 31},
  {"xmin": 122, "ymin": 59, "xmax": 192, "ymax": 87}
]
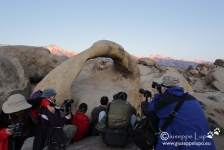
[
  {"xmin": 117, "ymin": 92, "xmax": 127, "ymax": 101},
  {"xmin": 2, "ymin": 94, "xmax": 32, "ymax": 114},
  {"xmin": 41, "ymin": 88, "xmax": 57, "ymax": 101},
  {"xmin": 78, "ymin": 103, "xmax": 88, "ymax": 113},
  {"xmin": 100, "ymin": 96, "xmax": 109, "ymax": 106},
  {"xmin": 160, "ymin": 76, "xmax": 179, "ymax": 94}
]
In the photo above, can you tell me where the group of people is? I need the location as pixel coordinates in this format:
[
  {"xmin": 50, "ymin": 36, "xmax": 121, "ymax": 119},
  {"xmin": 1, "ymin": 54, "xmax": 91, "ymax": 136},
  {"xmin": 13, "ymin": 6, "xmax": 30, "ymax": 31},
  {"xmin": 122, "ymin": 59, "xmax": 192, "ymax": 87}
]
[{"xmin": 0, "ymin": 75, "xmax": 217, "ymax": 150}]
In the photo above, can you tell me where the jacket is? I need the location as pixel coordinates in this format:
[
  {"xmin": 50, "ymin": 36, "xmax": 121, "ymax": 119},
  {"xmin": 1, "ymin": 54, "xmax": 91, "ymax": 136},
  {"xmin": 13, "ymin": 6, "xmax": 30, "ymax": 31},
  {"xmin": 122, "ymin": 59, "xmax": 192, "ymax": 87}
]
[
  {"xmin": 71, "ymin": 112, "xmax": 89, "ymax": 142},
  {"xmin": 39, "ymin": 100, "xmax": 68, "ymax": 147},
  {"xmin": 149, "ymin": 86, "xmax": 216, "ymax": 150},
  {"xmin": 96, "ymin": 99, "xmax": 136, "ymax": 132},
  {"xmin": 0, "ymin": 128, "xmax": 9, "ymax": 150}
]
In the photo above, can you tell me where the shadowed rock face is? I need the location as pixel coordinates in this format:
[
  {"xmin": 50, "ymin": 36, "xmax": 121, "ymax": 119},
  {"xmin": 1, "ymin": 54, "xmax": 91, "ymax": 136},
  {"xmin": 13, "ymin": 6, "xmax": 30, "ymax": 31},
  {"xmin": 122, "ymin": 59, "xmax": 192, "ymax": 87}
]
[
  {"xmin": 214, "ymin": 59, "xmax": 224, "ymax": 67},
  {"xmin": 0, "ymin": 45, "xmax": 64, "ymax": 82},
  {"xmin": 0, "ymin": 55, "xmax": 30, "ymax": 109},
  {"xmin": 34, "ymin": 40, "xmax": 142, "ymax": 115}
]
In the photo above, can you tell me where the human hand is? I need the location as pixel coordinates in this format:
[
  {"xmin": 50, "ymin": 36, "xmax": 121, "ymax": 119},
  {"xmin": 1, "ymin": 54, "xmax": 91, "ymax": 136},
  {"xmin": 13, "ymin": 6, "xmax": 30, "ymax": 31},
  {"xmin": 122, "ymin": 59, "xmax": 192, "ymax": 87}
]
[
  {"xmin": 6, "ymin": 128, "xmax": 14, "ymax": 135},
  {"xmin": 65, "ymin": 114, "xmax": 71, "ymax": 120},
  {"xmin": 47, "ymin": 105, "xmax": 55, "ymax": 113},
  {"xmin": 152, "ymin": 87, "xmax": 160, "ymax": 94}
]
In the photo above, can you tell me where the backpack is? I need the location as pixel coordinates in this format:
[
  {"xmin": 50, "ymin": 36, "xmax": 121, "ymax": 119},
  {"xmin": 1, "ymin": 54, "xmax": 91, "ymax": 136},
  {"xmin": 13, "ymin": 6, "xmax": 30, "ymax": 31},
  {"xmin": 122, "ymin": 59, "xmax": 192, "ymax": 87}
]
[
  {"xmin": 103, "ymin": 103, "xmax": 128, "ymax": 148},
  {"xmin": 132, "ymin": 116, "xmax": 158, "ymax": 150},
  {"xmin": 28, "ymin": 90, "xmax": 43, "ymax": 120}
]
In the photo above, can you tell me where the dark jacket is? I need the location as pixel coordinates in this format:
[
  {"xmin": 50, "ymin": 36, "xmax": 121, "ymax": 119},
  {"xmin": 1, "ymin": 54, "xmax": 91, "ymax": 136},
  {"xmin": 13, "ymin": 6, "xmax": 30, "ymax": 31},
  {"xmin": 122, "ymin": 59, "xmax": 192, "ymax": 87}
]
[
  {"xmin": 149, "ymin": 86, "xmax": 216, "ymax": 150},
  {"xmin": 91, "ymin": 106, "xmax": 106, "ymax": 133},
  {"xmin": 39, "ymin": 101, "xmax": 68, "ymax": 147},
  {"xmin": 96, "ymin": 99, "xmax": 136, "ymax": 132}
]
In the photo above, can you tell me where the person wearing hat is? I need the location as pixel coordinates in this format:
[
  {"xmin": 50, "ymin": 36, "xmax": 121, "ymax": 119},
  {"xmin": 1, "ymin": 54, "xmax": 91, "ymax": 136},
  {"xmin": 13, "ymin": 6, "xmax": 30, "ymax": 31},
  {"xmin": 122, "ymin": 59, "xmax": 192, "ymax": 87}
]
[
  {"xmin": 0, "ymin": 94, "xmax": 43, "ymax": 150},
  {"xmin": 71, "ymin": 103, "xmax": 90, "ymax": 142},
  {"xmin": 142, "ymin": 76, "xmax": 216, "ymax": 150},
  {"xmin": 38, "ymin": 88, "xmax": 76, "ymax": 149}
]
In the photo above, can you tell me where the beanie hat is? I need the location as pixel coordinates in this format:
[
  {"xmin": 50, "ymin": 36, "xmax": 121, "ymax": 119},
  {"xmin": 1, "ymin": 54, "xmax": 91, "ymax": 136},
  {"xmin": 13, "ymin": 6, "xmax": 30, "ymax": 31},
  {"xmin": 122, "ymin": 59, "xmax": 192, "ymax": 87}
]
[
  {"xmin": 161, "ymin": 76, "xmax": 179, "ymax": 87},
  {"xmin": 100, "ymin": 96, "xmax": 109, "ymax": 105},
  {"xmin": 79, "ymin": 103, "xmax": 88, "ymax": 112},
  {"xmin": 117, "ymin": 92, "xmax": 127, "ymax": 101},
  {"xmin": 41, "ymin": 88, "xmax": 57, "ymax": 98}
]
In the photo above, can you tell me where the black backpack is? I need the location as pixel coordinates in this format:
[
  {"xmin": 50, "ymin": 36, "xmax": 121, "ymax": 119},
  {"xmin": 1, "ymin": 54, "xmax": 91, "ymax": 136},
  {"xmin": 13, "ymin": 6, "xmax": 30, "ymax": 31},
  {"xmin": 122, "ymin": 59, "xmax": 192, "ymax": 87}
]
[{"xmin": 132, "ymin": 116, "xmax": 158, "ymax": 150}]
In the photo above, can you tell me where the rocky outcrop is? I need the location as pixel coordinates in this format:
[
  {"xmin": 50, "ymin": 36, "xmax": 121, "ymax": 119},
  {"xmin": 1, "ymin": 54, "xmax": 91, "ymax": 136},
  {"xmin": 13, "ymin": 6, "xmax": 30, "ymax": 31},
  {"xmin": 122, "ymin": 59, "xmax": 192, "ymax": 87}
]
[
  {"xmin": 0, "ymin": 46, "xmax": 64, "ymax": 82},
  {"xmin": 34, "ymin": 40, "xmax": 142, "ymax": 116},
  {"xmin": 139, "ymin": 58, "xmax": 162, "ymax": 72},
  {"xmin": 214, "ymin": 59, "xmax": 224, "ymax": 67},
  {"xmin": 0, "ymin": 55, "xmax": 30, "ymax": 109},
  {"xmin": 205, "ymin": 68, "xmax": 224, "ymax": 92}
]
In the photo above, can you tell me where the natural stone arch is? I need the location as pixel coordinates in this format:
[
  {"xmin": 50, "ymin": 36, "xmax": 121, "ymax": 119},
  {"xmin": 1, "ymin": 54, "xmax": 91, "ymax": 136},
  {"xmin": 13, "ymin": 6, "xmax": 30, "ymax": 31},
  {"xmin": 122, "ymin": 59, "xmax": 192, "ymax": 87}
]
[{"xmin": 34, "ymin": 40, "xmax": 142, "ymax": 115}]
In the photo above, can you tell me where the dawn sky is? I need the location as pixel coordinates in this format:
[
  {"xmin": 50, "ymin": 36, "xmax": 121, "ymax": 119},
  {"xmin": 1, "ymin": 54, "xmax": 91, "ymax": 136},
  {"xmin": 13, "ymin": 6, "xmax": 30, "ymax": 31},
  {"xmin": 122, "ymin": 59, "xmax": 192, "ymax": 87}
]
[{"xmin": 0, "ymin": 0, "xmax": 223, "ymax": 62}]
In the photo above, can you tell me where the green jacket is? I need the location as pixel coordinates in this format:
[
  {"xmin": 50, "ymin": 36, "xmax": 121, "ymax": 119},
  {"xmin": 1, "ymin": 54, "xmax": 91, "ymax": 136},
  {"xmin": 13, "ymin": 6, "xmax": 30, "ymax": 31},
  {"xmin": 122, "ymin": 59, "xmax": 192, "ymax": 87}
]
[{"xmin": 96, "ymin": 99, "xmax": 136, "ymax": 132}]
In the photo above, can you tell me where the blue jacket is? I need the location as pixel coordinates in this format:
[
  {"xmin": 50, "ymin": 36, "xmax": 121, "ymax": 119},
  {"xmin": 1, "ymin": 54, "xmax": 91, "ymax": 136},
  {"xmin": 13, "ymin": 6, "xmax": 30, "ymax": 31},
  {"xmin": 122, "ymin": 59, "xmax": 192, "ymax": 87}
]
[{"xmin": 149, "ymin": 86, "xmax": 216, "ymax": 150}]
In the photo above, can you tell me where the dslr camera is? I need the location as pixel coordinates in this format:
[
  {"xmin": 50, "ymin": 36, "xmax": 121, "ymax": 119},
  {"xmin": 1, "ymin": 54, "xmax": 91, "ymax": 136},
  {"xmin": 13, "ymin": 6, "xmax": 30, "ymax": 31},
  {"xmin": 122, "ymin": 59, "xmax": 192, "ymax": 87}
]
[
  {"xmin": 63, "ymin": 99, "xmax": 74, "ymax": 113},
  {"xmin": 151, "ymin": 82, "xmax": 162, "ymax": 94},
  {"xmin": 139, "ymin": 88, "xmax": 151, "ymax": 102},
  {"xmin": 8, "ymin": 122, "xmax": 25, "ymax": 138}
]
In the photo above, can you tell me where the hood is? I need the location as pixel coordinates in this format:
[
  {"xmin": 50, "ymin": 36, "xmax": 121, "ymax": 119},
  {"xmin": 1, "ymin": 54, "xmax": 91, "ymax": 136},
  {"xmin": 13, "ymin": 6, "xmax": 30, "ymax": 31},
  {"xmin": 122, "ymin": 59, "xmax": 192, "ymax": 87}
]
[{"xmin": 165, "ymin": 86, "xmax": 184, "ymax": 97}]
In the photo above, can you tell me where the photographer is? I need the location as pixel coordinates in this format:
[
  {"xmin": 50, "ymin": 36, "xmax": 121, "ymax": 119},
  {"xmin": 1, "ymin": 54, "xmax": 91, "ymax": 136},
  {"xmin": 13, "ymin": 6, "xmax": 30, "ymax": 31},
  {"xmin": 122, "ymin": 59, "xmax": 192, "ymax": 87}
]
[
  {"xmin": 147, "ymin": 76, "xmax": 216, "ymax": 150},
  {"xmin": 0, "ymin": 94, "xmax": 43, "ymax": 150},
  {"xmin": 39, "ymin": 88, "xmax": 76, "ymax": 149}
]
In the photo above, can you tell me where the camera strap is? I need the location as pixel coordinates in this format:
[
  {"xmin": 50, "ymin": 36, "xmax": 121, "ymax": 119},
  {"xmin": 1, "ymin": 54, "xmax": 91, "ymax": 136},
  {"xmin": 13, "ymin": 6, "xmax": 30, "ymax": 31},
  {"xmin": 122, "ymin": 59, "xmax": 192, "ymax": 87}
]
[{"xmin": 159, "ymin": 93, "xmax": 188, "ymax": 133}]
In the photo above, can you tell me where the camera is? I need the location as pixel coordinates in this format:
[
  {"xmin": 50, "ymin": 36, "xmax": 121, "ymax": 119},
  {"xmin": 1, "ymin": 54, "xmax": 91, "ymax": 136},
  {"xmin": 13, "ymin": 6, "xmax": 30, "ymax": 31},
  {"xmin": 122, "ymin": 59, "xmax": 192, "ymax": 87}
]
[
  {"xmin": 8, "ymin": 122, "xmax": 25, "ymax": 138},
  {"xmin": 151, "ymin": 82, "xmax": 162, "ymax": 94},
  {"xmin": 139, "ymin": 88, "xmax": 151, "ymax": 98},
  {"xmin": 63, "ymin": 99, "xmax": 74, "ymax": 113}
]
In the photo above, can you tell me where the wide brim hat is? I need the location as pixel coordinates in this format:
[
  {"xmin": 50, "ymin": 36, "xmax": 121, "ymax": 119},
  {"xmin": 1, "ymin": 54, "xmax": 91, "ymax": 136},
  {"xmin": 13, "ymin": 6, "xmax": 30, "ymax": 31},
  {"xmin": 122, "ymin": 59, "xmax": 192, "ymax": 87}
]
[
  {"xmin": 161, "ymin": 76, "xmax": 179, "ymax": 87},
  {"xmin": 2, "ymin": 94, "xmax": 32, "ymax": 114}
]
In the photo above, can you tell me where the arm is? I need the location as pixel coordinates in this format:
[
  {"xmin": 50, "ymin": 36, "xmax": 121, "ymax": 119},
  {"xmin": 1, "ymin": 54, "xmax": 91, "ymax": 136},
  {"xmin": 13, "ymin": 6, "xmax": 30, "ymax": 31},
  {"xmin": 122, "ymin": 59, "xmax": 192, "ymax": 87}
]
[
  {"xmin": 148, "ymin": 94, "xmax": 161, "ymax": 112},
  {"xmin": 0, "ymin": 128, "xmax": 10, "ymax": 142},
  {"xmin": 45, "ymin": 109, "xmax": 68, "ymax": 126},
  {"xmin": 141, "ymin": 101, "xmax": 151, "ymax": 116}
]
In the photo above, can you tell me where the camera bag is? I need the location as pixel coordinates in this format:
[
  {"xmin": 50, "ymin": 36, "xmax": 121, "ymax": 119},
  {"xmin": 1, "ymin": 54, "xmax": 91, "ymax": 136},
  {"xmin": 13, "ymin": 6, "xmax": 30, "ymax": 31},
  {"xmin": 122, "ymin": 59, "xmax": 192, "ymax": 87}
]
[
  {"xmin": 132, "ymin": 93, "xmax": 187, "ymax": 149},
  {"xmin": 103, "ymin": 103, "xmax": 128, "ymax": 148}
]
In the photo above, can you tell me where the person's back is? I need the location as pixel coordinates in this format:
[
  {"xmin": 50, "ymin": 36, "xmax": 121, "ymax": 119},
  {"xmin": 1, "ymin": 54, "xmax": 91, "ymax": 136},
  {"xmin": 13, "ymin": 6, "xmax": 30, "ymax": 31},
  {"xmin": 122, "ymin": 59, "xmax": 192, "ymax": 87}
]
[
  {"xmin": 96, "ymin": 92, "xmax": 136, "ymax": 132},
  {"xmin": 90, "ymin": 96, "xmax": 108, "ymax": 135},
  {"xmin": 149, "ymin": 76, "xmax": 216, "ymax": 150},
  {"xmin": 71, "ymin": 103, "xmax": 90, "ymax": 142}
]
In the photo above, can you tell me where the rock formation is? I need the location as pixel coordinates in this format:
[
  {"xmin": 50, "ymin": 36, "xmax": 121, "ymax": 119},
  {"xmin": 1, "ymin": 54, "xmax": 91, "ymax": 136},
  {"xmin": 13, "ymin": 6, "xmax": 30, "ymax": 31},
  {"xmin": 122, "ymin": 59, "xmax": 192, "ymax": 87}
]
[
  {"xmin": 0, "ymin": 55, "xmax": 30, "ymax": 109},
  {"xmin": 205, "ymin": 68, "xmax": 224, "ymax": 92},
  {"xmin": 214, "ymin": 59, "xmax": 224, "ymax": 67},
  {"xmin": 34, "ymin": 40, "xmax": 142, "ymax": 116},
  {"xmin": 0, "ymin": 45, "xmax": 64, "ymax": 82}
]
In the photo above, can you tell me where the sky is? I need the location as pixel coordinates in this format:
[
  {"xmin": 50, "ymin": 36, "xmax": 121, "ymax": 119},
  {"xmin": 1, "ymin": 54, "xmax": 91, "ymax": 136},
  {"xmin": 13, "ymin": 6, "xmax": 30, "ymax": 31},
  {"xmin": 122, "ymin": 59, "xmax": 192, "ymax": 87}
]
[{"xmin": 0, "ymin": 0, "xmax": 223, "ymax": 62}]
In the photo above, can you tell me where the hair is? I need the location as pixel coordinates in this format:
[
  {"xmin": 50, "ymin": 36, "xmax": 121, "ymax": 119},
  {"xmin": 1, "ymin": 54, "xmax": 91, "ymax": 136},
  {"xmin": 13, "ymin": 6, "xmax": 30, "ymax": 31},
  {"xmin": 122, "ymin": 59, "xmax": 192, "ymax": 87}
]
[
  {"xmin": 78, "ymin": 103, "xmax": 88, "ymax": 113},
  {"xmin": 100, "ymin": 96, "xmax": 109, "ymax": 105},
  {"xmin": 117, "ymin": 92, "xmax": 127, "ymax": 101}
]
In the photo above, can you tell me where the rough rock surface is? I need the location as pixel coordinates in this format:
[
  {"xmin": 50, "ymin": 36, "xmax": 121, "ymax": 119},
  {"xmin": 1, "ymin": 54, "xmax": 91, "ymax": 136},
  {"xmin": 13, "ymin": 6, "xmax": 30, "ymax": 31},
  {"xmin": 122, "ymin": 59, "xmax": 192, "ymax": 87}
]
[
  {"xmin": 0, "ymin": 55, "xmax": 30, "ymax": 110},
  {"xmin": 0, "ymin": 45, "xmax": 64, "ymax": 82},
  {"xmin": 214, "ymin": 59, "xmax": 224, "ymax": 67},
  {"xmin": 34, "ymin": 40, "xmax": 142, "ymax": 116},
  {"xmin": 205, "ymin": 68, "xmax": 224, "ymax": 92}
]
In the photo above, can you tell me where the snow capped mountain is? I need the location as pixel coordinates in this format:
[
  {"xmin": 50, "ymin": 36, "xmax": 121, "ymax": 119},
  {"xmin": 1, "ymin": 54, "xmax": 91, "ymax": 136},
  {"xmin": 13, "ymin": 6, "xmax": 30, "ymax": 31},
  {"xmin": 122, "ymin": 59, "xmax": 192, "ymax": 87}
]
[
  {"xmin": 44, "ymin": 44, "xmax": 77, "ymax": 59},
  {"xmin": 131, "ymin": 54, "xmax": 213, "ymax": 68}
]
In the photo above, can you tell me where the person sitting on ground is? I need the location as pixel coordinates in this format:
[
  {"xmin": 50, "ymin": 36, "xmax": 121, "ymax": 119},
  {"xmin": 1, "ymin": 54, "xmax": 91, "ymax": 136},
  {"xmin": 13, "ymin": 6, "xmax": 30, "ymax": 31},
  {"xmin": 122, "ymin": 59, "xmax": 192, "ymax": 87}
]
[
  {"xmin": 71, "ymin": 103, "xmax": 90, "ymax": 142},
  {"xmin": 39, "ymin": 88, "xmax": 77, "ymax": 149},
  {"xmin": 89, "ymin": 96, "xmax": 109, "ymax": 136},
  {"xmin": 142, "ymin": 76, "xmax": 216, "ymax": 150},
  {"xmin": 0, "ymin": 94, "xmax": 43, "ymax": 150},
  {"xmin": 96, "ymin": 92, "xmax": 137, "ymax": 133}
]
